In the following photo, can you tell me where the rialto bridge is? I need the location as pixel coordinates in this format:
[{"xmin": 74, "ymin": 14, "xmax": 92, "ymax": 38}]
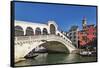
[{"xmin": 14, "ymin": 20, "xmax": 78, "ymax": 62}]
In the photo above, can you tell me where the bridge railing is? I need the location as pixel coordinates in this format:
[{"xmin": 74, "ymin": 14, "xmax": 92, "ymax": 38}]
[
  {"xmin": 15, "ymin": 35, "xmax": 71, "ymax": 43},
  {"xmin": 15, "ymin": 35, "xmax": 76, "ymax": 49}
]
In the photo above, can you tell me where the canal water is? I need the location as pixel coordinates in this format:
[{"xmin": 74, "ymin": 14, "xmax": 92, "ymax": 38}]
[{"xmin": 15, "ymin": 53, "xmax": 97, "ymax": 66}]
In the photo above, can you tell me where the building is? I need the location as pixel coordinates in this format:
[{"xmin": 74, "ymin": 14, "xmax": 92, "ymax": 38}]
[
  {"xmin": 67, "ymin": 26, "xmax": 79, "ymax": 48},
  {"xmin": 78, "ymin": 17, "xmax": 97, "ymax": 49}
]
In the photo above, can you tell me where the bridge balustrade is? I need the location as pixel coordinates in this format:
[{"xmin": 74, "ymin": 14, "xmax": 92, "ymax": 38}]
[{"xmin": 15, "ymin": 34, "xmax": 76, "ymax": 49}]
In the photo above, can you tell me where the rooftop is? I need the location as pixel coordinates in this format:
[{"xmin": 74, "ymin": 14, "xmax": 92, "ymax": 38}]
[{"xmin": 69, "ymin": 26, "xmax": 78, "ymax": 31}]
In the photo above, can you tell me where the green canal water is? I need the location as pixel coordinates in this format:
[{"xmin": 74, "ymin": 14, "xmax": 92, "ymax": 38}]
[{"xmin": 15, "ymin": 53, "xmax": 97, "ymax": 66}]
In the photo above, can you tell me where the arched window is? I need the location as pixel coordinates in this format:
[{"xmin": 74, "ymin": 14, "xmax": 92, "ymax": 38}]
[
  {"xmin": 15, "ymin": 26, "xmax": 24, "ymax": 36},
  {"xmin": 35, "ymin": 27, "xmax": 41, "ymax": 35},
  {"xmin": 43, "ymin": 28, "xmax": 48, "ymax": 35},
  {"xmin": 50, "ymin": 24, "xmax": 56, "ymax": 34},
  {"xmin": 57, "ymin": 33, "xmax": 60, "ymax": 36},
  {"xmin": 26, "ymin": 27, "xmax": 34, "ymax": 36}
]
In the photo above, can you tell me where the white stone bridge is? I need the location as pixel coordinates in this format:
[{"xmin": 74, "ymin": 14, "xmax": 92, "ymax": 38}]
[{"xmin": 14, "ymin": 20, "xmax": 78, "ymax": 62}]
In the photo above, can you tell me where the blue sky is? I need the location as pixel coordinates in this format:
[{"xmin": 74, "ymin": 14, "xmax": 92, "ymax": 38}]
[{"xmin": 14, "ymin": 2, "xmax": 97, "ymax": 31}]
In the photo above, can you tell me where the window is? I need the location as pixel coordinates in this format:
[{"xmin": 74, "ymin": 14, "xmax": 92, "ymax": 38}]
[
  {"xmin": 69, "ymin": 33, "xmax": 72, "ymax": 36},
  {"xmin": 26, "ymin": 27, "xmax": 34, "ymax": 36},
  {"xmin": 15, "ymin": 26, "xmax": 24, "ymax": 36},
  {"xmin": 70, "ymin": 37, "xmax": 72, "ymax": 40},
  {"xmin": 50, "ymin": 24, "xmax": 56, "ymax": 34},
  {"xmin": 73, "ymin": 32, "xmax": 76, "ymax": 35},
  {"xmin": 43, "ymin": 28, "xmax": 48, "ymax": 35},
  {"xmin": 35, "ymin": 27, "xmax": 41, "ymax": 35},
  {"xmin": 74, "ymin": 36, "xmax": 76, "ymax": 39}
]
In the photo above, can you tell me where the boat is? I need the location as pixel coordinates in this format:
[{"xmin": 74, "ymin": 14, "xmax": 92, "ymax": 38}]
[
  {"xmin": 79, "ymin": 51, "xmax": 96, "ymax": 57},
  {"xmin": 34, "ymin": 46, "xmax": 47, "ymax": 53}
]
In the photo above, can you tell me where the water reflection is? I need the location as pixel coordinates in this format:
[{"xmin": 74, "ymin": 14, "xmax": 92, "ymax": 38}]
[
  {"xmin": 45, "ymin": 53, "xmax": 68, "ymax": 64},
  {"xmin": 15, "ymin": 53, "xmax": 97, "ymax": 66}
]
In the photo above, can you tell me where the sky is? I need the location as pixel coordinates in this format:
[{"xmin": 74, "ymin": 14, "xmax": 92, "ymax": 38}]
[{"xmin": 14, "ymin": 2, "xmax": 97, "ymax": 31}]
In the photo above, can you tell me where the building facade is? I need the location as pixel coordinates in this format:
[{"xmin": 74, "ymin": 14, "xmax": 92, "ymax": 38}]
[
  {"xmin": 67, "ymin": 26, "xmax": 79, "ymax": 48},
  {"xmin": 78, "ymin": 17, "xmax": 97, "ymax": 49}
]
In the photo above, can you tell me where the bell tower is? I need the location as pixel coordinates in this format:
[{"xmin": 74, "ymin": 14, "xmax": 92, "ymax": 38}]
[{"xmin": 82, "ymin": 16, "xmax": 87, "ymax": 29}]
